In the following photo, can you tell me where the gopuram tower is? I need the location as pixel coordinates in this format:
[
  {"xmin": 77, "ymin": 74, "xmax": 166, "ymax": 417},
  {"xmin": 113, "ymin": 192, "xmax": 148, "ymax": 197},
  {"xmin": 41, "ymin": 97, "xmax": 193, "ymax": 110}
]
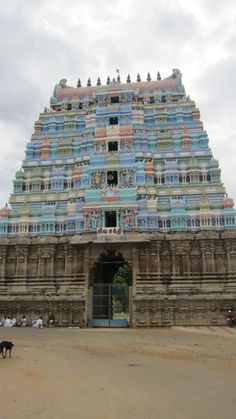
[{"xmin": 0, "ymin": 69, "xmax": 236, "ymax": 327}]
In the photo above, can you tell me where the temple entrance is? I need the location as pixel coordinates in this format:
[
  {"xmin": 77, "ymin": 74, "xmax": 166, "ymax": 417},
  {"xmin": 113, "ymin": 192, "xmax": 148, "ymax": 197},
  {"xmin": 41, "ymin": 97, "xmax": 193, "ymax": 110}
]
[{"xmin": 91, "ymin": 251, "xmax": 132, "ymax": 327}]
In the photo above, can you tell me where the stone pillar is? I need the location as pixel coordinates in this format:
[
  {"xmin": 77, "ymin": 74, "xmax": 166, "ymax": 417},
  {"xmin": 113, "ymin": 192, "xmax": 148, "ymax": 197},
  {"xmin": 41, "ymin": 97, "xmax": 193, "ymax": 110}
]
[
  {"xmin": 77, "ymin": 252, "xmax": 84, "ymax": 274},
  {"xmin": 200, "ymin": 244, "xmax": 206, "ymax": 273},
  {"xmin": 57, "ymin": 309, "xmax": 63, "ymax": 326},
  {"xmin": 15, "ymin": 248, "xmax": 26, "ymax": 276},
  {"xmin": 83, "ymin": 248, "xmax": 90, "ymax": 327},
  {"xmin": 225, "ymin": 243, "xmax": 232, "ymax": 273},
  {"xmin": 138, "ymin": 248, "xmax": 146, "ymax": 272},
  {"xmin": 63, "ymin": 245, "xmax": 69, "ymax": 276},
  {"xmin": 24, "ymin": 255, "xmax": 28, "ymax": 277},
  {"xmin": 185, "ymin": 243, "xmax": 191, "ymax": 275},
  {"xmin": 37, "ymin": 250, "xmax": 43, "ymax": 277},
  {"xmin": 170, "ymin": 243, "xmax": 176, "ymax": 275},
  {"xmin": 145, "ymin": 248, "xmax": 149, "ymax": 272},
  {"xmin": 210, "ymin": 244, "xmax": 215, "ymax": 273},
  {"xmin": 0, "ymin": 252, "xmax": 6, "ymax": 279},
  {"xmin": 64, "ymin": 253, "xmax": 68, "ymax": 275},
  {"xmin": 149, "ymin": 248, "xmax": 157, "ymax": 274},
  {"xmin": 49, "ymin": 248, "xmax": 55, "ymax": 277},
  {"xmin": 132, "ymin": 247, "xmax": 138, "ymax": 290},
  {"xmin": 156, "ymin": 243, "xmax": 161, "ymax": 277},
  {"xmin": 131, "ymin": 247, "xmax": 138, "ymax": 327},
  {"xmin": 15, "ymin": 252, "xmax": 19, "ymax": 276},
  {"xmin": 23, "ymin": 247, "xmax": 29, "ymax": 277}
]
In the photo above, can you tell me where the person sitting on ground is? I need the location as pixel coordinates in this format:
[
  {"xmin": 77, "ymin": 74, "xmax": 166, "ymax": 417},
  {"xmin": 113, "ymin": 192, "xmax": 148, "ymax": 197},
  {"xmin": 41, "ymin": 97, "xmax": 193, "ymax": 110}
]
[
  {"xmin": 4, "ymin": 317, "xmax": 14, "ymax": 327},
  {"xmin": 48, "ymin": 315, "xmax": 55, "ymax": 328},
  {"xmin": 32, "ymin": 316, "xmax": 43, "ymax": 329},
  {"xmin": 19, "ymin": 315, "xmax": 27, "ymax": 327}
]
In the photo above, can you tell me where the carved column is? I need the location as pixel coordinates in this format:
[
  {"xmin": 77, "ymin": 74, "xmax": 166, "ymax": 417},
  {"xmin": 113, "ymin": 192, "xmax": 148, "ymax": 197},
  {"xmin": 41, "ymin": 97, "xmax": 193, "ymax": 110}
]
[
  {"xmin": 49, "ymin": 248, "xmax": 55, "ymax": 277},
  {"xmin": 63, "ymin": 244, "xmax": 69, "ymax": 276},
  {"xmin": 37, "ymin": 250, "xmax": 43, "ymax": 277},
  {"xmin": 150, "ymin": 247, "xmax": 157, "ymax": 274},
  {"xmin": 64, "ymin": 251, "xmax": 69, "ymax": 276},
  {"xmin": 145, "ymin": 248, "xmax": 149, "ymax": 272},
  {"xmin": 156, "ymin": 243, "xmax": 161, "ymax": 276},
  {"xmin": 83, "ymin": 248, "xmax": 89, "ymax": 287},
  {"xmin": 210, "ymin": 244, "xmax": 215, "ymax": 273},
  {"xmin": 138, "ymin": 247, "xmax": 146, "ymax": 272},
  {"xmin": 132, "ymin": 247, "xmax": 138, "ymax": 290},
  {"xmin": 0, "ymin": 252, "xmax": 6, "ymax": 279},
  {"xmin": 77, "ymin": 251, "xmax": 84, "ymax": 274},
  {"xmin": 15, "ymin": 249, "xmax": 19, "ymax": 276},
  {"xmin": 16, "ymin": 247, "xmax": 25, "ymax": 276},
  {"xmin": 200, "ymin": 244, "xmax": 206, "ymax": 273},
  {"xmin": 131, "ymin": 247, "xmax": 138, "ymax": 327},
  {"xmin": 225, "ymin": 243, "xmax": 232, "ymax": 273},
  {"xmin": 170, "ymin": 243, "xmax": 176, "ymax": 275},
  {"xmin": 83, "ymin": 247, "xmax": 90, "ymax": 327},
  {"xmin": 186, "ymin": 248, "xmax": 191, "ymax": 275},
  {"xmin": 23, "ymin": 247, "xmax": 29, "ymax": 277}
]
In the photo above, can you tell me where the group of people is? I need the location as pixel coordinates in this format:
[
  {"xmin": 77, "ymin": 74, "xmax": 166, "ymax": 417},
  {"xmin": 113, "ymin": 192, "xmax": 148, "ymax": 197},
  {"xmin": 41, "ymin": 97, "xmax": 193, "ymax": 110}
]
[
  {"xmin": 1, "ymin": 316, "xmax": 17, "ymax": 327},
  {"xmin": 0, "ymin": 315, "xmax": 54, "ymax": 328}
]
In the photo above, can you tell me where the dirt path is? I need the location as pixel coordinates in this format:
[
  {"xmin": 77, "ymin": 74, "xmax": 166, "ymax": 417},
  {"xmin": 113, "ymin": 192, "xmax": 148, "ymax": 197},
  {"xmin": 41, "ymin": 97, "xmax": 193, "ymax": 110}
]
[{"xmin": 0, "ymin": 326, "xmax": 236, "ymax": 419}]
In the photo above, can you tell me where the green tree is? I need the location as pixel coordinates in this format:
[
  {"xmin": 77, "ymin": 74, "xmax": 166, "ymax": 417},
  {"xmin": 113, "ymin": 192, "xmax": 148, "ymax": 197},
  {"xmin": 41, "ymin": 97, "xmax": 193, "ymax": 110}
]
[
  {"xmin": 113, "ymin": 264, "xmax": 132, "ymax": 285},
  {"xmin": 112, "ymin": 265, "xmax": 132, "ymax": 315}
]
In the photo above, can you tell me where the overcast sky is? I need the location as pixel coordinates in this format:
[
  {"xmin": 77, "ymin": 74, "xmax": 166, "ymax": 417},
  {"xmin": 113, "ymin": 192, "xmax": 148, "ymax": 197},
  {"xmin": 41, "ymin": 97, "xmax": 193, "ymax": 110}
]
[{"xmin": 0, "ymin": 0, "xmax": 236, "ymax": 206}]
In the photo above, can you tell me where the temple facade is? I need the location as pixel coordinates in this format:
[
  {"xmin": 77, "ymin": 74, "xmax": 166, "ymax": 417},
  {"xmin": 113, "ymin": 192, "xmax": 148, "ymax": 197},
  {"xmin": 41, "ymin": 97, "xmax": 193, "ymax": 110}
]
[{"xmin": 0, "ymin": 69, "xmax": 236, "ymax": 326}]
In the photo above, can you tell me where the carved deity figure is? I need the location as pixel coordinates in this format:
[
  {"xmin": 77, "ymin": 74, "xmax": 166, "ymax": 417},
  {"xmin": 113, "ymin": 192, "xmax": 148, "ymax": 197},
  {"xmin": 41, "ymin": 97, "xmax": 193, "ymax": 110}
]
[
  {"xmin": 92, "ymin": 170, "xmax": 103, "ymax": 188},
  {"xmin": 94, "ymin": 140, "xmax": 106, "ymax": 154},
  {"xmin": 123, "ymin": 210, "xmax": 132, "ymax": 226},
  {"xmin": 89, "ymin": 211, "xmax": 99, "ymax": 228},
  {"xmin": 120, "ymin": 139, "xmax": 132, "ymax": 152},
  {"xmin": 121, "ymin": 168, "xmax": 133, "ymax": 187},
  {"xmin": 94, "ymin": 171, "xmax": 101, "ymax": 185}
]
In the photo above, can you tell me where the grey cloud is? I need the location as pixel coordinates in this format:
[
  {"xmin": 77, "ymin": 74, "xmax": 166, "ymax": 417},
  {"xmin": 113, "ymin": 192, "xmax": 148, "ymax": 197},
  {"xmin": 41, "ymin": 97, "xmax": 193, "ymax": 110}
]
[
  {"xmin": 193, "ymin": 58, "xmax": 236, "ymax": 121},
  {"xmin": 199, "ymin": 0, "xmax": 236, "ymax": 13}
]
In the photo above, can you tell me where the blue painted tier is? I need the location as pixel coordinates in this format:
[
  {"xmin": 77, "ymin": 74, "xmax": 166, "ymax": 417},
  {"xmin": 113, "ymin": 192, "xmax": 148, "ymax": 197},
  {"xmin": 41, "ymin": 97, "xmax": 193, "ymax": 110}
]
[{"xmin": 0, "ymin": 69, "xmax": 235, "ymax": 236}]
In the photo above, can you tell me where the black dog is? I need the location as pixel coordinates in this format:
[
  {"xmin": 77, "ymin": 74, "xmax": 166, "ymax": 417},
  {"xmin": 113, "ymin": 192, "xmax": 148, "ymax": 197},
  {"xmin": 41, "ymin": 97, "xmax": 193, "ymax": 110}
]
[{"xmin": 0, "ymin": 341, "xmax": 14, "ymax": 358}]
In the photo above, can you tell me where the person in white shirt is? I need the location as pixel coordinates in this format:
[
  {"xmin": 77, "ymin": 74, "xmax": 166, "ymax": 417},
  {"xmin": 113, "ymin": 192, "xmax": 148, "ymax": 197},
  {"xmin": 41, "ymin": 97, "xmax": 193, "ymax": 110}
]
[
  {"xmin": 32, "ymin": 317, "xmax": 43, "ymax": 328},
  {"xmin": 4, "ymin": 317, "xmax": 14, "ymax": 327}
]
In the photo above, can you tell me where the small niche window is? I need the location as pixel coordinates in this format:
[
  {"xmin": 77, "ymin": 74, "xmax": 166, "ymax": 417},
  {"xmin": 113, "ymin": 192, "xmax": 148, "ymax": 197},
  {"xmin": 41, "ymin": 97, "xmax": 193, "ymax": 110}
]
[
  {"xmin": 107, "ymin": 171, "xmax": 118, "ymax": 186},
  {"xmin": 109, "ymin": 117, "xmax": 118, "ymax": 125},
  {"xmin": 108, "ymin": 141, "xmax": 118, "ymax": 152},
  {"xmin": 105, "ymin": 211, "xmax": 117, "ymax": 227},
  {"xmin": 111, "ymin": 96, "xmax": 119, "ymax": 104}
]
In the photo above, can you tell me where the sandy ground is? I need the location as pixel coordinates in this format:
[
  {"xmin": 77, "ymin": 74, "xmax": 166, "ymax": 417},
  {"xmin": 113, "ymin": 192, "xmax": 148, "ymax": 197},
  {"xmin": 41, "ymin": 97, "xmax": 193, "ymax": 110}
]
[{"xmin": 0, "ymin": 326, "xmax": 236, "ymax": 419}]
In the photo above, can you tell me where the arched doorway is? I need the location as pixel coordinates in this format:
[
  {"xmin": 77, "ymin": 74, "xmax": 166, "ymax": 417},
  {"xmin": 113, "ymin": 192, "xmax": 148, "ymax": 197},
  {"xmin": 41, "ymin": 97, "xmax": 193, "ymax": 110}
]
[{"xmin": 90, "ymin": 250, "xmax": 132, "ymax": 327}]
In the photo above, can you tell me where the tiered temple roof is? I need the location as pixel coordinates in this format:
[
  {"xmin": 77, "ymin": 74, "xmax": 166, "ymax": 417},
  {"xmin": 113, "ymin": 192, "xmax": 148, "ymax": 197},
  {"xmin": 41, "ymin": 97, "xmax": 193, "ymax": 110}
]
[{"xmin": 0, "ymin": 68, "xmax": 235, "ymax": 236}]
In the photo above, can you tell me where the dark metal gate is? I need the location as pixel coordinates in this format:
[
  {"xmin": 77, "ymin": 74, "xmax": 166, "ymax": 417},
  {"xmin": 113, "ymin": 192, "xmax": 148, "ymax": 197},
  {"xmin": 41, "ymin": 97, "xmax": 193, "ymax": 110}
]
[{"xmin": 92, "ymin": 283, "xmax": 129, "ymax": 327}]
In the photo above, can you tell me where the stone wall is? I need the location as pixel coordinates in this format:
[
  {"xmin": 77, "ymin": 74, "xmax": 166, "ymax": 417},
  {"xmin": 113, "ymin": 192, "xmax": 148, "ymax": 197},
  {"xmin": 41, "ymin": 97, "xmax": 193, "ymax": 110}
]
[{"xmin": 0, "ymin": 231, "xmax": 236, "ymax": 327}]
